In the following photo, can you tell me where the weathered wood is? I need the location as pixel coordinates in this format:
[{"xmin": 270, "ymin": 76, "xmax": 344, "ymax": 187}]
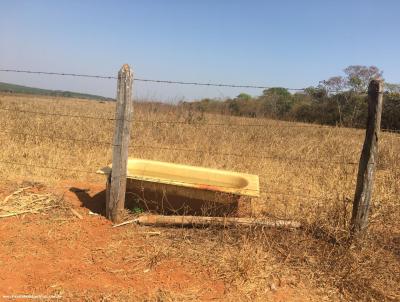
[
  {"xmin": 350, "ymin": 79, "xmax": 383, "ymax": 235},
  {"xmin": 106, "ymin": 173, "xmax": 111, "ymax": 217},
  {"xmin": 106, "ymin": 64, "xmax": 134, "ymax": 223},
  {"xmin": 119, "ymin": 214, "xmax": 302, "ymax": 229}
]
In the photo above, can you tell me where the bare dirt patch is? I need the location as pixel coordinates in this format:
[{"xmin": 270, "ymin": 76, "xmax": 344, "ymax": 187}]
[{"xmin": 0, "ymin": 181, "xmax": 325, "ymax": 301}]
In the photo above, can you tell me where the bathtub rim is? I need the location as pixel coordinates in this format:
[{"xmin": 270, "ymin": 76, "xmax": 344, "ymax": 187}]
[{"xmin": 97, "ymin": 158, "xmax": 260, "ymax": 197}]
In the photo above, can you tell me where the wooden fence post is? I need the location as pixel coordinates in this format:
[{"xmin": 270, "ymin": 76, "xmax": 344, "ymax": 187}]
[
  {"xmin": 106, "ymin": 64, "xmax": 134, "ymax": 223},
  {"xmin": 350, "ymin": 79, "xmax": 383, "ymax": 235}
]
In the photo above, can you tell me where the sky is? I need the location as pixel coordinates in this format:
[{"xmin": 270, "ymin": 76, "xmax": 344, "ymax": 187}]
[{"xmin": 0, "ymin": 0, "xmax": 399, "ymax": 101}]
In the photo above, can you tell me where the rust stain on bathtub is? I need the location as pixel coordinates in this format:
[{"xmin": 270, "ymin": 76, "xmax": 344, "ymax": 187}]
[{"xmin": 196, "ymin": 184, "xmax": 222, "ymax": 191}]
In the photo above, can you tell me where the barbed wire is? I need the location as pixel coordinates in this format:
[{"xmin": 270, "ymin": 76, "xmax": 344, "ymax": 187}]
[
  {"xmin": 0, "ymin": 106, "xmax": 339, "ymax": 129},
  {"xmin": 136, "ymin": 120, "xmax": 400, "ymax": 134},
  {"xmin": 0, "ymin": 127, "xmax": 359, "ymax": 165},
  {"xmin": 1, "ymin": 129, "xmax": 112, "ymax": 146},
  {"xmin": 135, "ymin": 78, "xmax": 305, "ymax": 91},
  {"xmin": 1, "ymin": 68, "xmax": 399, "ymax": 132},
  {"xmin": 0, "ymin": 106, "xmax": 331, "ymax": 130},
  {"xmin": 132, "ymin": 144, "xmax": 359, "ymax": 166},
  {"xmin": 1, "ymin": 67, "xmax": 393, "ymax": 95},
  {"xmin": 0, "ymin": 69, "xmax": 117, "ymax": 80},
  {"xmin": 0, "ymin": 68, "xmax": 306, "ymax": 91},
  {"xmin": 3, "ymin": 105, "xmax": 399, "ymax": 134},
  {"xmin": 0, "ymin": 107, "xmax": 115, "ymax": 121},
  {"xmin": 134, "ymin": 119, "xmax": 336, "ymax": 129}
]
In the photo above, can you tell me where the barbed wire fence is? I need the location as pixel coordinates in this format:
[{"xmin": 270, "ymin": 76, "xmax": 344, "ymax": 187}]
[
  {"xmin": 0, "ymin": 68, "xmax": 305, "ymax": 90},
  {"xmin": 0, "ymin": 66, "xmax": 397, "ymax": 224}
]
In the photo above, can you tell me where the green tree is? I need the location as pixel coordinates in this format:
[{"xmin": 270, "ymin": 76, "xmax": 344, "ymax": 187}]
[
  {"xmin": 304, "ymin": 86, "xmax": 327, "ymax": 99},
  {"xmin": 228, "ymin": 99, "xmax": 240, "ymax": 115},
  {"xmin": 259, "ymin": 87, "xmax": 292, "ymax": 118},
  {"xmin": 262, "ymin": 87, "xmax": 291, "ymax": 97},
  {"xmin": 236, "ymin": 93, "xmax": 252, "ymax": 100}
]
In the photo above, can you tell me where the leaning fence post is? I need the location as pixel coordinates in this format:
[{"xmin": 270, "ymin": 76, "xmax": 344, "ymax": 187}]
[
  {"xmin": 107, "ymin": 64, "xmax": 134, "ymax": 223},
  {"xmin": 350, "ymin": 79, "xmax": 383, "ymax": 235}
]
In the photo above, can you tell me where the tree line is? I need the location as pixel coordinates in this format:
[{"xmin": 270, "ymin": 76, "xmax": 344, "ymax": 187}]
[{"xmin": 180, "ymin": 65, "xmax": 400, "ymax": 131}]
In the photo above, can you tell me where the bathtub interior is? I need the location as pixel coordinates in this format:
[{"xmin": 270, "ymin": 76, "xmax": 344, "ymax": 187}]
[{"xmin": 126, "ymin": 159, "xmax": 249, "ymax": 189}]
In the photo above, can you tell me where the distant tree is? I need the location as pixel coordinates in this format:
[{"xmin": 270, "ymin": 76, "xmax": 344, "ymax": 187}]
[
  {"xmin": 318, "ymin": 65, "xmax": 383, "ymax": 125},
  {"xmin": 304, "ymin": 86, "xmax": 327, "ymax": 99},
  {"xmin": 320, "ymin": 65, "xmax": 383, "ymax": 94},
  {"xmin": 236, "ymin": 93, "xmax": 252, "ymax": 100},
  {"xmin": 321, "ymin": 76, "xmax": 347, "ymax": 93},
  {"xmin": 382, "ymin": 93, "xmax": 400, "ymax": 130},
  {"xmin": 262, "ymin": 87, "xmax": 290, "ymax": 97},
  {"xmin": 343, "ymin": 65, "xmax": 383, "ymax": 93},
  {"xmin": 228, "ymin": 99, "xmax": 240, "ymax": 115},
  {"xmin": 178, "ymin": 64, "xmax": 400, "ymax": 132},
  {"xmin": 259, "ymin": 87, "xmax": 292, "ymax": 118},
  {"xmin": 385, "ymin": 83, "xmax": 400, "ymax": 94},
  {"xmin": 321, "ymin": 77, "xmax": 350, "ymax": 124}
]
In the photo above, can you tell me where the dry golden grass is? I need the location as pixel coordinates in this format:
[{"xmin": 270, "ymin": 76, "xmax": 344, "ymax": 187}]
[{"xmin": 0, "ymin": 93, "xmax": 399, "ymax": 301}]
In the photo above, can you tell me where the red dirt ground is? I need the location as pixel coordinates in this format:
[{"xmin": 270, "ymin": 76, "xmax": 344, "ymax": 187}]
[{"xmin": 0, "ymin": 180, "xmax": 320, "ymax": 301}]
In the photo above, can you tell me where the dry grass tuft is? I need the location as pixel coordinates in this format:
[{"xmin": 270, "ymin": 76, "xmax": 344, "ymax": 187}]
[{"xmin": 0, "ymin": 184, "xmax": 62, "ymax": 218}]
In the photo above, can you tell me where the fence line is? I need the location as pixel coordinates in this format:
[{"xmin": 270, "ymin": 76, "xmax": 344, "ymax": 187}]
[
  {"xmin": 0, "ymin": 68, "xmax": 305, "ymax": 91},
  {"xmin": 132, "ymin": 145, "xmax": 359, "ymax": 166},
  {"xmin": 3, "ymin": 106, "xmax": 399, "ymax": 135},
  {"xmin": 0, "ymin": 107, "xmax": 115, "ymax": 121},
  {"xmin": 0, "ymin": 66, "xmax": 396, "ymax": 227},
  {"xmin": 0, "ymin": 127, "xmax": 359, "ymax": 166},
  {"xmin": 3, "ymin": 67, "xmax": 391, "ymax": 95},
  {"xmin": 134, "ymin": 119, "xmax": 338, "ymax": 129},
  {"xmin": 0, "ymin": 106, "xmax": 339, "ymax": 129},
  {"xmin": 136, "ymin": 119, "xmax": 399, "ymax": 134},
  {"xmin": 1, "ymin": 129, "xmax": 112, "ymax": 146}
]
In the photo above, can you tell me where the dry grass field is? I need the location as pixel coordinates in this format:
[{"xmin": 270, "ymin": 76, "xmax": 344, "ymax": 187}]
[{"xmin": 0, "ymin": 93, "xmax": 399, "ymax": 301}]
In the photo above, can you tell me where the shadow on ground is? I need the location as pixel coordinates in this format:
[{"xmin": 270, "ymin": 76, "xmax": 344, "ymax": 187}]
[
  {"xmin": 69, "ymin": 187, "xmax": 106, "ymax": 216},
  {"xmin": 69, "ymin": 186, "xmax": 243, "ymax": 218},
  {"xmin": 68, "ymin": 188, "xmax": 146, "ymax": 218}
]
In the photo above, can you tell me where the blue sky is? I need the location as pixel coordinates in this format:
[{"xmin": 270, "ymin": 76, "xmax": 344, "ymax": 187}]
[{"xmin": 0, "ymin": 0, "xmax": 399, "ymax": 101}]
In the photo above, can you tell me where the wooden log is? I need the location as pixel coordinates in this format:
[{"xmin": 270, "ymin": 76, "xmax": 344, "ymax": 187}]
[
  {"xmin": 134, "ymin": 214, "xmax": 301, "ymax": 229},
  {"xmin": 350, "ymin": 79, "xmax": 384, "ymax": 235},
  {"xmin": 107, "ymin": 64, "xmax": 134, "ymax": 223}
]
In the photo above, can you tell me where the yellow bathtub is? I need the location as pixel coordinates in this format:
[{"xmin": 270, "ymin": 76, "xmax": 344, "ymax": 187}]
[{"xmin": 98, "ymin": 158, "xmax": 259, "ymax": 215}]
